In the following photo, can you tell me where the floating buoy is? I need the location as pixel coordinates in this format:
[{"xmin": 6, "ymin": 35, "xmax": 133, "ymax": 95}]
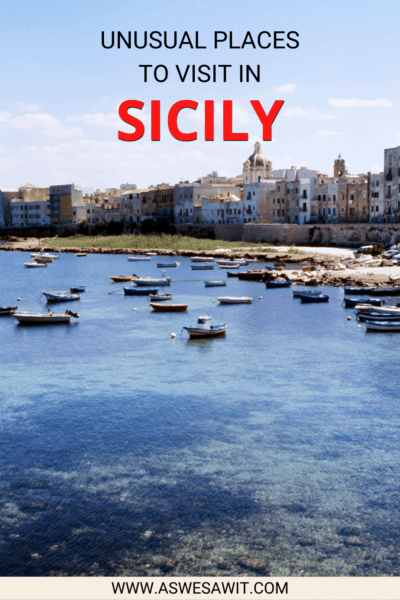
[
  {"xmin": 171, "ymin": 333, "xmax": 176, "ymax": 338},
  {"xmin": 357, "ymin": 324, "xmax": 361, "ymax": 328},
  {"xmin": 18, "ymin": 297, "xmax": 21, "ymax": 301},
  {"xmin": 134, "ymin": 308, "xmax": 137, "ymax": 311},
  {"xmin": 347, "ymin": 316, "xmax": 351, "ymax": 321},
  {"xmin": 213, "ymin": 300, "xmax": 215, "ymax": 303},
  {"xmin": 259, "ymin": 296, "xmax": 263, "ymax": 300}
]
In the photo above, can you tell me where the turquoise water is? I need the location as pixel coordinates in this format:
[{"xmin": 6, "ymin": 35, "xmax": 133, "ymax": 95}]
[{"xmin": 0, "ymin": 250, "xmax": 399, "ymax": 576}]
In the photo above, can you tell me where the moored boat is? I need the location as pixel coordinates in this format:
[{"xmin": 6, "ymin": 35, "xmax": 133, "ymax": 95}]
[
  {"xmin": 149, "ymin": 302, "xmax": 188, "ymax": 312},
  {"xmin": 157, "ymin": 262, "xmax": 179, "ymax": 267},
  {"xmin": 0, "ymin": 306, "xmax": 18, "ymax": 315},
  {"xmin": 43, "ymin": 291, "xmax": 80, "ymax": 302},
  {"xmin": 133, "ymin": 277, "xmax": 171, "ymax": 286},
  {"xmin": 148, "ymin": 294, "xmax": 173, "ymax": 301},
  {"xmin": 76, "ymin": 253, "xmax": 87, "ymax": 257},
  {"xmin": 357, "ymin": 312, "xmax": 400, "ymax": 322},
  {"xmin": 344, "ymin": 287, "xmax": 374, "ymax": 295},
  {"xmin": 266, "ymin": 280, "xmax": 292, "ymax": 288},
  {"xmin": 293, "ymin": 290, "xmax": 322, "ymax": 298},
  {"xmin": 219, "ymin": 264, "xmax": 240, "ymax": 269},
  {"xmin": 127, "ymin": 255, "xmax": 151, "ymax": 261},
  {"xmin": 227, "ymin": 271, "xmax": 240, "ymax": 277},
  {"xmin": 364, "ymin": 320, "xmax": 400, "ymax": 331},
  {"xmin": 183, "ymin": 315, "xmax": 226, "ymax": 338},
  {"xmin": 34, "ymin": 257, "xmax": 53, "ymax": 263},
  {"xmin": 24, "ymin": 262, "xmax": 47, "ymax": 268},
  {"xmin": 343, "ymin": 297, "xmax": 384, "ymax": 308},
  {"xmin": 217, "ymin": 296, "xmax": 252, "ymax": 304},
  {"xmin": 204, "ymin": 280, "xmax": 227, "ymax": 287},
  {"xmin": 300, "ymin": 294, "xmax": 329, "ymax": 303},
  {"xmin": 13, "ymin": 309, "xmax": 79, "ymax": 324},
  {"xmin": 70, "ymin": 286, "xmax": 86, "ymax": 293},
  {"xmin": 191, "ymin": 264, "xmax": 214, "ymax": 270},
  {"xmin": 191, "ymin": 257, "xmax": 214, "ymax": 262},
  {"xmin": 109, "ymin": 275, "xmax": 139, "ymax": 283},
  {"xmin": 123, "ymin": 287, "xmax": 159, "ymax": 295}
]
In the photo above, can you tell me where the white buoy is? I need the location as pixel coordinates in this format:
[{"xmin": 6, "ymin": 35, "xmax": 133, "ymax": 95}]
[
  {"xmin": 134, "ymin": 308, "xmax": 137, "ymax": 311},
  {"xmin": 259, "ymin": 296, "xmax": 263, "ymax": 300},
  {"xmin": 213, "ymin": 300, "xmax": 216, "ymax": 303},
  {"xmin": 171, "ymin": 333, "xmax": 176, "ymax": 338},
  {"xmin": 357, "ymin": 324, "xmax": 361, "ymax": 328},
  {"xmin": 347, "ymin": 316, "xmax": 351, "ymax": 320},
  {"xmin": 18, "ymin": 297, "xmax": 21, "ymax": 301}
]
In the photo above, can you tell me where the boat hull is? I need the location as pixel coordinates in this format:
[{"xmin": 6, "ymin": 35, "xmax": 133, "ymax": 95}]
[
  {"xmin": 300, "ymin": 295, "xmax": 329, "ymax": 303},
  {"xmin": 124, "ymin": 287, "xmax": 159, "ymax": 295},
  {"xmin": 217, "ymin": 297, "xmax": 252, "ymax": 304},
  {"xmin": 149, "ymin": 303, "xmax": 188, "ymax": 312},
  {"xmin": 365, "ymin": 320, "xmax": 400, "ymax": 331},
  {"xmin": 133, "ymin": 279, "xmax": 171, "ymax": 286},
  {"xmin": 14, "ymin": 312, "xmax": 71, "ymax": 323},
  {"xmin": 205, "ymin": 281, "xmax": 227, "ymax": 287},
  {"xmin": 183, "ymin": 326, "xmax": 226, "ymax": 338},
  {"xmin": 266, "ymin": 281, "xmax": 292, "ymax": 288},
  {"xmin": 43, "ymin": 291, "xmax": 80, "ymax": 302},
  {"xmin": 0, "ymin": 307, "xmax": 18, "ymax": 315}
]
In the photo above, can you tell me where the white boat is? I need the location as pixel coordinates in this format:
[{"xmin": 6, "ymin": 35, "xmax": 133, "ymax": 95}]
[
  {"xmin": 215, "ymin": 259, "xmax": 248, "ymax": 265},
  {"xmin": 127, "ymin": 255, "xmax": 151, "ymax": 261},
  {"xmin": 24, "ymin": 262, "xmax": 47, "ymax": 268},
  {"xmin": 217, "ymin": 296, "xmax": 253, "ymax": 304},
  {"xmin": 219, "ymin": 264, "xmax": 240, "ymax": 269},
  {"xmin": 365, "ymin": 320, "xmax": 400, "ymax": 331},
  {"xmin": 183, "ymin": 315, "xmax": 226, "ymax": 338},
  {"xmin": 42, "ymin": 291, "xmax": 80, "ymax": 302},
  {"xmin": 204, "ymin": 280, "xmax": 227, "ymax": 287},
  {"xmin": 13, "ymin": 310, "xmax": 79, "ymax": 324},
  {"xmin": 133, "ymin": 277, "xmax": 171, "ymax": 286},
  {"xmin": 191, "ymin": 256, "xmax": 214, "ymax": 262}
]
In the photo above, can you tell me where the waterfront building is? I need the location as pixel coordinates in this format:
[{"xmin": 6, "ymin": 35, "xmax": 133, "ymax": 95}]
[
  {"xmin": 272, "ymin": 166, "xmax": 326, "ymax": 181},
  {"xmin": 174, "ymin": 180, "xmax": 241, "ymax": 224},
  {"xmin": 243, "ymin": 141, "xmax": 272, "ymax": 184},
  {"xmin": 10, "ymin": 199, "xmax": 49, "ymax": 227},
  {"xmin": 383, "ymin": 146, "xmax": 400, "ymax": 223},
  {"xmin": 200, "ymin": 195, "xmax": 244, "ymax": 224},
  {"xmin": 48, "ymin": 184, "xmax": 83, "ymax": 225},
  {"xmin": 120, "ymin": 183, "xmax": 137, "ymax": 191},
  {"xmin": 368, "ymin": 172, "xmax": 385, "ymax": 223}
]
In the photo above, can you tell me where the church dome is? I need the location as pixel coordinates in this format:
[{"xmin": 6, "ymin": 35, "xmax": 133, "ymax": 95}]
[{"xmin": 246, "ymin": 141, "xmax": 270, "ymax": 168}]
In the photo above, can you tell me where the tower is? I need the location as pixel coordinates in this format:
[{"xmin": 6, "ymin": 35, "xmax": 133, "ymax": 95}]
[
  {"xmin": 334, "ymin": 153, "xmax": 346, "ymax": 178},
  {"xmin": 242, "ymin": 141, "xmax": 272, "ymax": 184}
]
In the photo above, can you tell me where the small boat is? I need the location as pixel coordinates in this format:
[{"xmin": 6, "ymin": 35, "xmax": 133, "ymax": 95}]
[
  {"xmin": 217, "ymin": 296, "xmax": 253, "ymax": 304},
  {"xmin": 133, "ymin": 277, "xmax": 171, "ymax": 286},
  {"xmin": 205, "ymin": 281, "xmax": 227, "ymax": 287},
  {"xmin": 293, "ymin": 290, "xmax": 322, "ymax": 298},
  {"xmin": 31, "ymin": 252, "xmax": 59, "ymax": 260},
  {"xmin": 219, "ymin": 264, "xmax": 240, "ymax": 269},
  {"xmin": 127, "ymin": 255, "xmax": 151, "ymax": 261},
  {"xmin": 110, "ymin": 275, "xmax": 139, "ymax": 283},
  {"xmin": 215, "ymin": 259, "xmax": 248, "ymax": 266},
  {"xmin": 70, "ymin": 286, "xmax": 86, "ymax": 293},
  {"xmin": 43, "ymin": 291, "xmax": 80, "ymax": 302},
  {"xmin": 34, "ymin": 257, "xmax": 53, "ymax": 264},
  {"xmin": 13, "ymin": 309, "xmax": 79, "ymax": 324},
  {"xmin": 368, "ymin": 287, "xmax": 400, "ymax": 296},
  {"xmin": 76, "ymin": 253, "xmax": 87, "ymax": 257},
  {"xmin": 191, "ymin": 257, "xmax": 214, "ymax": 262},
  {"xmin": 343, "ymin": 297, "xmax": 384, "ymax": 308},
  {"xmin": 24, "ymin": 262, "xmax": 47, "ymax": 268},
  {"xmin": 266, "ymin": 280, "xmax": 292, "ymax": 288},
  {"xmin": 365, "ymin": 320, "xmax": 400, "ymax": 331},
  {"xmin": 146, "ymin": 252, "xmax": 157, "ymax": 256},
  {"xmin": 356, "ymin": 305, "xmax": 400, "ymax": 315},
  {"xmin": 183, "ymin": 315, "xmax": 226, "ymax": 338},
  {"xmin": 123, "ymin": 287, "xmax": 159, "ymax": 296},
  {"xmin": 357, "ymin": 312, "xmax": 400, "ymax": 322},
  {"xmin": 300, "ymin": 294, "xmax": 330, "ymax": 303},
  {"xmin": 191, "ymin": 264, "xmax": 214, "ymax": 270},
  {"xmin": 344, "ymin": 287, "xmax": 374, "ymax": 295},
  {"xmin": 149, "ymin": 302, "xmax": 188, "ymax": 312},
  {"xmin": 148, "ymin": 294, "xmax": 173, "ymax": 301},
  {"xmin": 227, "ymin": 271, "xmax": 240, "ymax": 277},
  {"xmin": 0, "ymin": 306, "xmax": 18, "ymax": 315},
  {"xmin": 157, "ymin": 262, "xmax": 179, "ymax": 268}
]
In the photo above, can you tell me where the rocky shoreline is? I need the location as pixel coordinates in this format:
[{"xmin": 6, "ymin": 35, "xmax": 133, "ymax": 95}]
[{"xmin": 1, "ymin": 235, "xmax": 399, "ymax": 287}]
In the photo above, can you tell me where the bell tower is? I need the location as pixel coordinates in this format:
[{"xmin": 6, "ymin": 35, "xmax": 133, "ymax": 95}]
[{"xmin": 334, "ymin": 153, "xmax": 346, "ymax": 178}]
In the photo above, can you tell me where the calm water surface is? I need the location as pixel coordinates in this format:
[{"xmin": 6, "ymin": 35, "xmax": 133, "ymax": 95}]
[{"xmin": 0, "ymin": 251, "xmax": 399, "ymax": 576}]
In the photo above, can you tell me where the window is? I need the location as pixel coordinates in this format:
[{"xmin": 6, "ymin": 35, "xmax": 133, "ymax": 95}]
[
  {"xmin": 277, "ymin": 186, "xmax": 280, "ymax": 192},
  {"xmin": 341, "ymin": 207, "xmax": 345, "ymax": 213},
  {"xmin": 333, "ymin": 208, "xmax": 336, "ymax": 216},
  {"xmin": 323, "ymin": 208, "xmax": 326, "ymax": 216},
  {"xmin": 303, "ymin": 202, "xmax": 307, "ymax": 211},
  {"xmin": 273, "ymin": 210, "xmax": 276, "ymax": 217},
  {"xmin": 350, "ymin": 207, "xmax": 355, "ymax": 215},
  {"xmin": 376, "ymin": 206, "xmax": 379, "ymax": 212},
  {"xmin": 333, "ymin": 195, "xmax": 336, "ymax": 202},
  {"xmin": 303, "ymin": 190, "xmax": 307, "ymax": 198},
  {"xmin": 282, "ymin": 210, "xmax": 285, "ymax": 216},
  {"xmin": 318, "ymin": 195, "xmax": 321, "ymax": 201},
  {"xmin": 323, "ymin": 195, "xmax": 326, "ymax": 201},
  {"xmin": 328, "ymin": 208, "xmax": 331, "ymax": 214}
]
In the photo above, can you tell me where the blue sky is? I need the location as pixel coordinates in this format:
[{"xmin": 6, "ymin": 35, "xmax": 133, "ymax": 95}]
[{"xmin": 0, "ymin": 0, "xmax": 399, "ymax": 189}]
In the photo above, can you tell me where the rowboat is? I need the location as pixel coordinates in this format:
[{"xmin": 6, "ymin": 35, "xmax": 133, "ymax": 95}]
[
  {"xmin": 204, "ymin": 281, "xmax": 227, "ymax": 287},
  {"xmin": 217, "ymin": 297, "xmax": 252, "ymax": 304},
  {"xmin": 148, "ymin": 294, "xmax": 173, "ymax": 301},
  {"xmin": 344, "ymin": 286, "xmax": 400, "ymax": 296},
  {"xmin": 0, "ymin": 306, "xmax": 18, "ymax": 315},
  {"xmin": 266, "ymin": 280, "xmax": 292, "ymax": 288},
  {"xmin": 343, "ymin": 297, "xmax": 384, "ymax": 308},
  {"xmin": 356, "ymin": 306, "xmax": 400, "ymax": 316},
  {"xmin": 31, "ymin": 252, "xmax": 59, "ymax": 260},
  {"xmin": 13, "ymin": 309, "xmax": 79, "ymax": 324},
  {"xmin": 24, "ymin": 262, "xmax": 47, "ymax": 268},
  {"xmin": 149, "ymin": 302, "xmax": 188, "ymax": 312},
  {"xmin": 34, "ymin": 257, "xmax": 53, "ymax": 263},
  {"xmin": 191, "ymin": 265, "xmax": 214, "ymax": 270},
  {"xmin": 133, "ymin": 277, "xmax": 171, "ymax": 286},
  {"xmin": 123, "ymin": 287, "xmax": 159, "ymax": 295},
  {"xmin": 357, "ymin": 312, "xmax": 400, "ymax": 322},
  {"xmin": 183, "ymin": 315, "xmax": 226, "ymax": 338},
  {"xmin": 157, "ymin": 262, "xmax": 179, "ymax": 268},
  {"xmin": 227, "ymin": 271, "xmax": 240, "ymax": 277},
  {"xmin": 293, "ymin": 290, "xmax": 322, "ymax": 298},
  {"xmin": 109, "ymin": 275, "xmax": 139, "ymax": 283},
  {"xmin": 191, "ymin": 257, "xmax": 214, "ymax": 262},
  {"xmin": 43, "ymin": 291, "xmax": 80, "ymax": 302},
  {"xmin": 219, "ymin": 264, "xmax": 240, "ymax": 269},
  {"xmin": 127, "ymin": 256, "xmax": 151, "ymax": 261},
  {"xmin": 76, "ymin": 253, "xmax": 86, "ymax": 257},
  {"xmin": 215, "ymin": 259, "xmax": 248, "ymax": 266},
  {"xmin": 70, "ymin": 286, "xmax": 86, "ymax": 293},
  {"xmin": 365, "ymin": 320, "xmax": 400, "ymax": 331},
  {"xmin": 300, "ymin": 294, "xmax": 329, "ymax": 303}
]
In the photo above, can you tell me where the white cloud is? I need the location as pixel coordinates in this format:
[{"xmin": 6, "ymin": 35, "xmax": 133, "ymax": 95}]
[
  {"xmin": 328, "ymin": 98, "xmax": 393, "ymax": 108},
  {"xmin": 0, "ymin": 111, "xmax": 11, "ymax": 123},
  {"xmin": 317, "ymin": 130, "xmax": 341, "ymax": 136},
  {"xmin": 310, "ymin": 115, "xmax": 339, "ymax": 121},
  {"xmin": 283, "ymin": 107, "xmax": 316, "ymax": 117},
  {"xmin": 67, "ymin": 112, "xmax": 120, "ymax": 129},
  {"xmin": 274, "ymin": 84, "xmax": 296, "ymax": 94},
  {"xmin": 8, "ymin": 113, "xmax": 83, "ymax": 138},
  {"xmin": 11, "ymin": 102, "xmax": 40, "ymax": 112}
]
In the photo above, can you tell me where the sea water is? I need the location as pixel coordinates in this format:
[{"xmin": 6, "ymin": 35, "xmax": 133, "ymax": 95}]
[{"xmin": 0, "ymin": 250, "xmax": 399, "ymax": 576}]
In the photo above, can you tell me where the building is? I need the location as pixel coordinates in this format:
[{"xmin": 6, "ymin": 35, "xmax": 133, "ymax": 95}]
[
  {"xmin": 48, "ymin": 184, "xmax": 83, "ymax": 225},
  {"xmin": 10, "ymin": 199, "xmax": 49, "ymax": 227},
  {"xmin": 383, "ymin": 146, "xmax": 400, "ymax": 222},
  {"xmin": 368, "ymin": 172, "xmax": 385, "ymax": 222},
  {"xmin": 242, "ymin": 141, "xmax": 272, "ymax": 184}
]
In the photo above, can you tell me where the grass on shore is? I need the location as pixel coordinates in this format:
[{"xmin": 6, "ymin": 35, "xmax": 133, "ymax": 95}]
[{"xmin": 51, "ymin": 234, "xmax": 285, "ymax": 253}]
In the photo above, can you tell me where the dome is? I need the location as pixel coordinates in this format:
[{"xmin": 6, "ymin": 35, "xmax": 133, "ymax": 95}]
[{"xmin": 246, "ymin": 142, "xmax": 270, "ymax": 168}]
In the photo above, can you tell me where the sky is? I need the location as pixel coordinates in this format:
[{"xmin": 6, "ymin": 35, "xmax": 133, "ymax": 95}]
[{"xmin": 0, "ymin": 0, "xmax": 399, "ymax": 190}]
